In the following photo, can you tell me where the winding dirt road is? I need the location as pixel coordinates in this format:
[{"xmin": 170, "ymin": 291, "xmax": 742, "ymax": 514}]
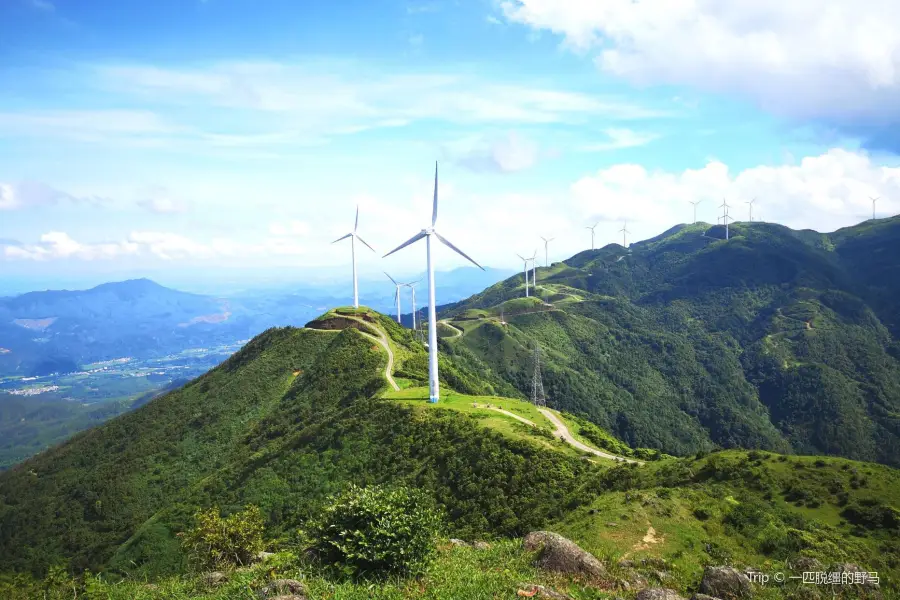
[
  {"xmin": 439, "ymin": 320, "xmax": 463, "ymax": 338},
  {"xmin": 538, "ymin": 408, "xmax": 641, "ymax": 464},
  {"xmin": 473, "ymin": 403, "xmax": 536, "ymax": 426}
]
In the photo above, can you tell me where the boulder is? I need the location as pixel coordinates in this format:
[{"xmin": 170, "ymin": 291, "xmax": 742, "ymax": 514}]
[
  {"xmin": 473, "ymin": 541, "xmax": 491, "ymax": 550},
  {"xmin": 699, "ymin": 566, "xmax": 752, "ymax": 600},
  {"xmin": 618, "ymin": 559, "xmax": 636, "ymax": 569},
  {"xmin": 257, "ymin": 579, "xmax": 307, "ymax": 600},
  {"xmin": 449, "ymin": 538, "xmax": 470, "ymax": 547},
  {"xmin": 789, "ymin": 557, "xmax": 823, "ymax": 573},
  {"xmin": 522, "ymin": 531, "xmax": 606, "ymax": 578},
  {"xmin": 635, "ymin": 587, "xmax": 686, "ymax": 600},
  {"xmin": 691, "ymin": 594, "xmax": 723, "ymax": 600},
  {"xmin": 256, "ymin": 551, "xmax": 277, "ymax": 562},
  {"xmin": 201, "ymin": 572, "xmax": 228, "ymax": 587}
]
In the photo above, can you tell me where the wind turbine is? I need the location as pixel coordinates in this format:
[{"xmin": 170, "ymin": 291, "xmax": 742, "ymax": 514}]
[
  {"xmin": 871, "ymin": 196, "xmax": 880, "ymax": 220},
  {"xmin": 332, "ymin": 205, "xmax": 376, "ymax": 309},
  {"xmin": 540, "ymin": 236, "xmax": 554, "ymax": 267},
  {"xmin": 405, "ymin": 280, "xmax": 421, "ymax": 338},
  {"xmin": 384, "ymin": 272, "xmax": 403, "ymax": 323},
  {"xmin": 516, "ymin": 253, "xmax": 531, "ymax": 297},
  {"xmin": 745, "ymin": 197, "xmax": 756, "ymax": 222},
  {"xmin": 383, "ymin": 162, "xmax": 484, "ymax": 404},
  {"xmin": 586, "ymin": 222, "xmax": 599, "ymax": 250},
  {"xmin": 689, "ymin": 200, "xmax": 703, "ymax": 224},
  {"xmin": 530, "ymin": 249, "xmax": 538, "ymax": 290},
  {"xmin": 719, "ymin": 199, "xmax": 733, "ymax": 240},
  {"xmin": 620, "ymin": 221, "xmax": 630, "ymax": 248}
]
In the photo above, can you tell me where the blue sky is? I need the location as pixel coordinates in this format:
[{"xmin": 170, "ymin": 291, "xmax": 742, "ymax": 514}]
[{"xmin": 1, "ymin": 0, "xmax": 899, "ymax": 291}]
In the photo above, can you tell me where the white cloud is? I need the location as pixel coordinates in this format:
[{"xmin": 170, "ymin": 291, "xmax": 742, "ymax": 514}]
[
  {"xmin": 446, "ymin": 131, "xmax": 542, "ymax": 173},
  {"xmin": 500, "ymin": 0, "xmax": 900, "ymax": 140},
  {"xmin": 0, "ymin": 181, "xmax": 104, "ymax": 210},
  {"xmin": 580, "ymin": 128, "xmax": 660, "ymax": 152},
  {"xmin": 136, "ymin": 186, "xmax": 187, "ymax": 214}
]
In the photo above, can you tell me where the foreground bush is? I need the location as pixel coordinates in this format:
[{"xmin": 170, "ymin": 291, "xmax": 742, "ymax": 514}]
[
  {"xmin": 180, "ymin": 505, "xmax": 265, "ymax": 571},
  {"xmin": 310, "ymin": 484, "xmax": 443, "ymax": 578}
]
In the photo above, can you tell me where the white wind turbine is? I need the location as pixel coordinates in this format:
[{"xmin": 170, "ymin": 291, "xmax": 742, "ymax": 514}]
[
  {"xmin": 405, "ymin": 280, "xmax": 422, "ymax": 338},
  {"xmin": 689, "ymin": 200, "xmax": 703, "ymax": 224},
  {"xmin": 871, "ymin": 196, "xmax": 880, "ymax": 220},
  {"xmin": 516, "ymin": 253, "xmax": 531, "ymax": 297},
  {"xmin": 586, "ymin": 222, "xmax": 599, "ymax": 250},
  {"xmin": 719, "ymin": 199, "xmax": 733, "ymax": 240},
  {"xmin": 540, "ymin": 236, "xmax": 554, "ymax": 267},
  {"xmin": 383, "ymin": 162, "xmax": 484, "ymax": 404},
  {"xmin": 332, "ymin": 205, "xmax": 376, "ymax": 309},
  {"xmin": 384, "ymin": 272, "xmax": 404, "ymax": 323},
  {"xmin": 745, "ymin": 197, "xmax": 756, "ymax": 222},
  {"xmin": 620, "ymin": 221, "xmax": 630, "ymax": 248},
  {"xmin": 530, "ymin": 249, "xmax": 538, "ymax": 290}
]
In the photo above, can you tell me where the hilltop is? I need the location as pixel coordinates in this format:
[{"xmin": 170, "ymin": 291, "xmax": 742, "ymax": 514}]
[
  {"xmin": 0, "ymin": 306, "xmax": 897, "ymax": 599},
  {"xmin": 437, "ymin": 217, "xmax": 900, "ymax": 467}
]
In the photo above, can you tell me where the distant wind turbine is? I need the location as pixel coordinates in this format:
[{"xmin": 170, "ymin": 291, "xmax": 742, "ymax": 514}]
[
  {"xmin": 719, "ymin": 199, "xmax": 733, "ymax": 240},
  {"xmin": 516, "ymin": 253, "xmax": 531, "ymax": 297},
  {"xmin": 405, "ymin": 280, "xmax": 421, "ymax": 338},
  {"xmin": 384, "ymin": 272, "xmax": 403, "ymax": 323},
  {"xmin": 620, "ymin": 221, "xmax": 630, "ymax": 248},
  {"xmin": 383, "ymin": 162, "xmax": 484, "ymax": 404},
  {"xmin": 745, "ymin": 197, "xmax": 756, "ymax": 222},
  {"xmin": 530, "ymin": 249, "xmax": 538, "ymax": 289},
  {"xmin": 871, "ymin": 196, "xmax": 880, "ymax": 220},
  {"xmin": 688, "ymin": 200, "xmax": 703, "ymax": 224},
  {"xmin": 540, "ymin": 236, "xmax": 554, "ymax": 267},
  {"xmin": 586, "ymin": 222, "xmax": 599, "ymax": 250},
  {"xmin": 332, "ymin": 205, "xmax": 376, "ymax": 309}
]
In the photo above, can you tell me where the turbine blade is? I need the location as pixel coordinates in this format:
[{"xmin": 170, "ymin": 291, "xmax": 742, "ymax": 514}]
[
  {"xmin": 432, "ymin": 162, "xmax": 439, "ymax": 227},
  {"xmin": 356, "ymin": 235, "xmax": 376, "ymax": 253},
  {"xmin": 383, "ymin": 231, "xmax": 426, "ymax": 258},
  {"xmin": 435, "ymin": 231, "xmax": 484, "ymax": 270},
  {"xmin": 331, "ymin": 233, "xmax": 352, "ymax": 244},
  {"xmin": 516, "ymin": 253, "xmax": 526, "ymax": 261},
  {"xmin": 384, "ymin": 271, "xmax": 398, "ymax": 285},
  {"xmin": 354, "ymin": 205, "xmax": 359, "ymax": 232}
]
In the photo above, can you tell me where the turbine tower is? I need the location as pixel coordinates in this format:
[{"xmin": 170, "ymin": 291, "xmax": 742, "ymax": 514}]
[
  {"xmin": 516, "ymin": 253, "xmax": 531, "ymax": 297},
  {"xmin": 405, "ymin": 280, "xmax": 421, "ymax": 340},
  {"xmin": 689, "ymin": 200, "xmax": 703, "ymax": 224},
  {"xmin": 530, "ymin": 249, "xmax": 538, "ymax": 290},
  {"xmin": 332, "ymin": 205, "xmax": 376, "ymax": 309},
  {"xmin": 620, "ymin": 221, "xmax": 630, "ymax": 248},
  {"xmin": 871, "ymin": 196, "xmax": 880, "ymax": 220},
  {"xmin": 719, "ymin": 199, "xmax": 733, "ymax": 240},
  {"xmin": 586, "ymin": 222, "xmax": 599, "ymax": 250},
  {"xmin": 383, "ymin": 162, "xmax": 484, "ymax": 404},
  {"xmin": 540, "ymin": 236, "xmax": 554, "ymax": 267},
  {"xmin": 531, "ymin": 342, "xmax": 546, "ymax": 407},
  {"xmin": 384, "ymin": 272, "xmax": 403, "ymax": 323},
  {"xmin": 745, "ymin": 197, "xmax": 756, "ymax": 222}
]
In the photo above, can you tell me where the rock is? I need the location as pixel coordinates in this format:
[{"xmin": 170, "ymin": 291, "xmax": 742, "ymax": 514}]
[
  {"xmin": 691, "ymin": 594, "xmax": 723, "ymax": 600},
  {"xmin": 642, "ymin": 557, "xmax": 668, "ymax": 569},
  {"xmin": 654, "ymin": 570, "xmax": 672, "ymax": 582},
  {"xmin": 618, "ymin": 559, "xmax": 636, "ymax": 569},
  {"xmin": 449, "ymin": 538, "xmax": 470, "ymax": 547},
  {"xmin": 256, "ymin": 551, "xmax": 277, "ymax": 562},
  {"xmin": 635, "ymin": 587, "xmax": 686, "ymax": 600},
  {"xmin": 202, "ymin": 571, "xmax": 228, "ymax": 587},
  {"xmin": 522, "ymin": 531, "xmax": 606, "ymax": 578},
  {"xmin": 473, "ymin": 541, "xmax": 491, "ymax": 550},
  {"xmin": 516, "ymin": 583, "xmax": 574, "ymax": 599},
  {"xmin": 699, "ymin": 566, "xmax": 752, "ymax": 600},
  {"xmin": 790, "ymin": 557, "xmax": 823, "ymax": 572},
  {"xmin": 606, "ymin": 522, "xmax": 619, "ymax": 527},
  {"xmin": 257, "ymin": 579, "xmax": 307, "ymax": 599}
]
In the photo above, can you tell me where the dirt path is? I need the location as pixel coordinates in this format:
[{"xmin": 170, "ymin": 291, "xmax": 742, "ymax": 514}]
[
  {"xmin": 473, "ymin": 403, "xmax": 536, "ymax": 426},
  {"xmin": 439, "ymin": 320, "xmax": 463, "ymax": 338},
  {"xmin": 538, "ymin": 408, "xmax": 641, "ymax": 464},
  {"xmin": 622, "ymin": 524, "xmax": 664, "ymax": 558}
]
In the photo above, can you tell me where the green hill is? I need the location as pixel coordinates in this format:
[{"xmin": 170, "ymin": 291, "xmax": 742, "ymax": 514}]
[
  {"xmin": 439, "ymin": 218, "xmax": 900, "ymax": 467},
  {"xmin": 0, "ymin": 306, "xmax": 898, "ymax": 599}
]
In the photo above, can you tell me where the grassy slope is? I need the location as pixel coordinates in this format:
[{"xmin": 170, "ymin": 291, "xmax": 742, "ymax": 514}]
[{"xmin": 440, "ymin": 218, "xmax": 900, "ymax": 466}]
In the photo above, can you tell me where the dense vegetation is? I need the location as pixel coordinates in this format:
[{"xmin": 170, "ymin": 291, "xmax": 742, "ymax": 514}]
[{"xmin": 441, "ymin": 218, "xmax": 900, "ymax": 466}]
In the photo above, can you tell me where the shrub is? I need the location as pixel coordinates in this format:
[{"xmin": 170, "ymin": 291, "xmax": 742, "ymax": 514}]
[
  {"xmin": 180, "ymin": 505, "xmax": 265, "ymax": 571},
  {"xmin": 310, "ymin": 484, "xmax": 443, "ymax": 578}
]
